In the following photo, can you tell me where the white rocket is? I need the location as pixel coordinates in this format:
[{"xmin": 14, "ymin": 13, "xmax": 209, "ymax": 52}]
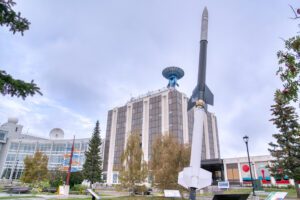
[{"xmin": 178, "ymin": 7, "xmax": 212, "ymax": 190}]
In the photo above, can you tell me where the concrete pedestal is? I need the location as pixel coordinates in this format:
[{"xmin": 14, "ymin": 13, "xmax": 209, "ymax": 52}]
[{"xmin": 59, "ymin": 185, "xmax": 70, "ymax": 195}]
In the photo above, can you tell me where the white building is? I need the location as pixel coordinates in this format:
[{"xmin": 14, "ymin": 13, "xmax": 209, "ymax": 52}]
[{"xmin": 0, "ymin": 118, "xmax": 99, "ymax": 180}]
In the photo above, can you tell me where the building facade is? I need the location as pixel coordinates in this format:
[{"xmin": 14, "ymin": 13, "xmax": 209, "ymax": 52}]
[
  {"xmin": 103, "ymin": 88, "xmax": 222, "ymax": 184},
  {"xmin": 223, "ymin": 155, "xmax": 296, "ymax": 186},
  {"xmin": 0, "ymin": 118, "xmax": 92, "ymax": 180}
]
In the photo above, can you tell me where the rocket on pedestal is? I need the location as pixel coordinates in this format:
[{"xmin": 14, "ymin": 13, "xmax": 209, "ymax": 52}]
[
  {"xmin": 188, "ymin": 7, "xmax": 214, "ymax": 110},
  {"xmin": 178, "ymin": 7, "xmax": 212, "ymax": 192}
]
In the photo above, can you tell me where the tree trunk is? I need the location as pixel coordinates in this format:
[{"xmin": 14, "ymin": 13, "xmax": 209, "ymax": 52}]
[{"xmin": 295, "ymin": 181, "xmax": 300, "ymax": 198}]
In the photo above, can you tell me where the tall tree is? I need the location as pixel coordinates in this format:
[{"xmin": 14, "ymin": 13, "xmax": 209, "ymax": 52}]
[
  {"xmin": 82, "ymin": 121, "xmax": 102, "ymax": 185},
  {"xmin": 21, "ymin": 151, "xmax": 49, "ymax": 183},
  {"xmin": 150, "ymin": 135, "xmax": 190, "ymax": 191},
  {"xmin": 0, "ymin": 0, "xmax": 41, "ymax": 99},
  {"xmin": 118, "ymin": 132, "xmax": 148, "ymax": 192},
  {"xmin": 269, "ymin": 35, "xmax": 300, "ymax": 198}
]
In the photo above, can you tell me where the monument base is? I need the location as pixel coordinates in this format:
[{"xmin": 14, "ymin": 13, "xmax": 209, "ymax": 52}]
[
  {"xmin": 212, "ymin": 194, "xmax": 250, "ymax": 200},
  {"xmin": 58, "ymin": 185, "xmax": 70, "ymax": 195}
]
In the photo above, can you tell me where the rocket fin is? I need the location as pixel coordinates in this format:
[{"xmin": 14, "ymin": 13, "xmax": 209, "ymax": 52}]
[
  {"xmin": 204, "ymin": 84, "xmax": 214, "ymax": 106},
  {"xmin": 187, "ymin": 84, "xmax": 214, "ymax": 110}
]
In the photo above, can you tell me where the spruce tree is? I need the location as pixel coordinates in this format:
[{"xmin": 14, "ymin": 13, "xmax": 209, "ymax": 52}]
[
  {"xmin": 82, "ymin": 121, "xmax": 102, "ymax": 185},
  {"xmin": 269, "ymin": 91, "xmax": 300, "ymax": 180},
  {"xmin": 269, "ymin": 35, "xmax": 300, "ymax": 198}
]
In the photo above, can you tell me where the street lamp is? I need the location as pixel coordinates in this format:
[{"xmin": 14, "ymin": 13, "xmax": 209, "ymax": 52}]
[{"xmin": 243, "ymin": 135, "xmax": 255, "ymax": 196}]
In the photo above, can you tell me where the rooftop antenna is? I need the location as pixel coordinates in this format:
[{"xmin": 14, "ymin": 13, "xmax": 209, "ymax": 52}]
[{"xmin": 162, "ymin": 66, "xmax": 184, "ymax": 88}]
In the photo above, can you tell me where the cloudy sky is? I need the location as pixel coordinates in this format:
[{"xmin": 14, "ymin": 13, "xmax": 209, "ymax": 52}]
[{"xmin": 0, "ymin": 0, "xmax": 298, "ymax": 158}]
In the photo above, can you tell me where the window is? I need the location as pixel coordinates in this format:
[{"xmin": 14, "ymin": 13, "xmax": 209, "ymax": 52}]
[
  {"xmin": 6, "ymin": 154, "xmax": 16, "ymax": 161},
  {"xmin": 113, "ymin": 173, "xmax": 118, "ymax": 184},
  {"xmin": 37, "ymin": 143, "xmax": 51, "ymax": 152},
  {"xmin": 0, "ymin": 132, "xmax": 5, "ymax": 140},
  {"xmin": 9, "ymin": 143, "xmax": 19, "ymax": 150},
  {"xmin": 49, "ymin": 155, "xmax": 64, "ymax": 164},
  {"xmin": 19, "ymin": 143, "xmax": 35, "ymax": 152},
  {"xmin": 52, "ymin": 144, "xmax": 66, "ymax": 152}
]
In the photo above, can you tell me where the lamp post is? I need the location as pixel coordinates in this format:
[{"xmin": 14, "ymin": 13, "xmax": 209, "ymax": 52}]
[{"xmin": 243, "ymin": 135, "xmax": 255, "ymax": 196}]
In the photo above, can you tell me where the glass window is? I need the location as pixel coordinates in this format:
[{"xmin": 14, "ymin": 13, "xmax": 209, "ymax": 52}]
[
  {"xmin": 9, "ymin": 143, "xmax": 19, "ymax": 150},
  {"xmin": 49, "ymin": 155, "xmax": 64, "ymax": 164},
  {"xmin": 81, "ymin": 143, "xmax": 89, "ymax": 151},
  {"xmin": 6, "ymin": 154, "xmax": 16, "ymax": 161},
  {"xmin": 0, "ymin": 132, "xmax": 6, "ymax": 140},
  {"xmin": 113, "ymin": 173, "xmax": 118, "ymax": 184},
  {"xmin": 17, "ymin": 154, "xmax": 31, "ymax": 162},
  {"xmin": 19, "ymin": 143, "xmax": 36, "ymax": 152},
  {"xmin": 37, "ymin": 143, "xmax": 51, "ymax": 152},
  {"xmin": 52, "ymin": 144, "xmax": 66, "ymax": 152}
]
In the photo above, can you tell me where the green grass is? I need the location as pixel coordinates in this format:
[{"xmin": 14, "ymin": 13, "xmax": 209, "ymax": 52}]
[
  {"xmin": 264, "ymin": 187, "xmax": 297, "ymax": 198},
  {"xmin": 0, "ymin": 188, "xmax": 297, "ymax": 200},
  {"xmin": 49, "ymin": 197, "xmax": 178, "ymax": 200},
  {"xmin": 0, "ymin": 196, "xmax": 36, "ymax": 199},
  {"xmin": 223, "ymin": 188, "xmax": 252, "ymax": 194},
  {"xmin": 223, "ymin": 187, "xmax": 297, "ymax": 198}
]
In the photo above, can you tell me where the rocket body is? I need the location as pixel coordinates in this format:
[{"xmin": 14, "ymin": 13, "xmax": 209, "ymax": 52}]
[
  {"xmin": 188, "ymin": 7, "xmax": 214, "ymax": 110},
  {"xmin": 178, "ymin": 7, "xmax": 212, "ymax": 190},
  {"xmin": 178, "ymin": 107, "xmax": 212, "ymax": 189}
]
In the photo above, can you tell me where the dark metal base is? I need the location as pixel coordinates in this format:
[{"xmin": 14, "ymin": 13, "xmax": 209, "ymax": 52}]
[
  {"xmin": 189, "ymin": 187, "xmax": 197, "ymax": 200},
  {"xmin": 212, "ymin": 194, "xmax": 250, "ymax": 200}
]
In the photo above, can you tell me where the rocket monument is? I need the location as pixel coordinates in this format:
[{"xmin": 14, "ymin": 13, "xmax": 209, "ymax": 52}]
[{"xmin": 178, "ymin": 7, "xmax": 213, "ymax": 199}]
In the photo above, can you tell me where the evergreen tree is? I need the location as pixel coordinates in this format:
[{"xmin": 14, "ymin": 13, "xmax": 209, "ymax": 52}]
[
  {"xmin": 21, "ymin": 151, "xmax": 48, "ymax": 183},
  {"xmin": 0, "ymin": 0, "xmax": 42, "ymax": 99},
  {"xmin": 150, "ymin": 135, "xmax": 190, "ymax": 191},
  {"xmin": 82, "ymin": 121, "xmax": 102, "ymax": 185},
  {"xmin": 269, "ymin": 91, "xmax": 300, "ymax": 179},
  {"xmin": 118, "ymin": 132, "xmax": 148, "ymax": 192},
  {"xmin": 0, "ymin": 0, "xmax": 30, "ymax": 34},
  {"xmin": 269, "ymin": 35, "xmax": 300, "ymax": 198}
]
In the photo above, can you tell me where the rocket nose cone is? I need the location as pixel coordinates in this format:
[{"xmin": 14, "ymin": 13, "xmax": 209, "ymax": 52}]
[
  {"xmin": 200, "ymin": 6, "xmax": 208, "ymax": 40},
  {"xmin": 202, "ymin": 7, "xmax": 208, "ymax": 18}
]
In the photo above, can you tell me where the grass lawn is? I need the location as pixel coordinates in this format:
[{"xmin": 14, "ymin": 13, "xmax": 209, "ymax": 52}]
[
  {"xmin": 0, "ymin": 196, "xmax": 37, "ymax": 199},
  {"xmin": 223, "ymin": 187, "xmax": 297, "ymax": 198},
  {"xmin": 264, "ymin": 188, "xmax": 297, "ymax": 198},
  {"xmin": 49, "ymin": 197, "xmax": 171, "ymax": 200},
  {"xmin": 0, "ymin": 188, "xmax": 297, "ymax": 200}
]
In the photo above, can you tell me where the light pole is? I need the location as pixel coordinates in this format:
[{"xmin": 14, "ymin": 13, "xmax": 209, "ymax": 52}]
[{"xmin": 243, "ymin": 135, "xmax": 255, "ymax": 196}]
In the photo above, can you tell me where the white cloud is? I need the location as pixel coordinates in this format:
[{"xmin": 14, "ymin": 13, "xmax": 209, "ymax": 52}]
[{"xmin": 0, "ymin": 0, "xmax": 298, "ymax": 158}]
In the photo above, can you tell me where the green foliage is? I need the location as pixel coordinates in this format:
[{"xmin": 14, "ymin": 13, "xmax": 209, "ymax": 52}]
[
  {"xmin": 0, "ymin": 1, "xmax": 42, "ymax": 99},
  {"xmin": 21, "ymin": 151, "xmax": 49, "ymax": 183},
  {"xmin": 48, "ymin": 169, "xmax": 65, "ymax": 188},
  {"xmin": 69, "ymin": 171, "xmax": 84, "ymax": 188},
  {"xmin": 48, "ymin": 170, "xmax": 84, "ymax": 188},
  {"xmin": 118, "ymin": 132, "xmax": 148, "ymax": 191},
  {"xmin": 269, "ymin": 91, "xmax": 300, "ymax": 180},
  {"xmin": 0, "ymin": 70, "xmax": 42, "ymax": 99},
  {"xmin": 0, "ymin": 0, "xmax": 30, "ymax": 35},
  {"xmin": 71, "ymin": 184, "xmax": 88, "ymax": 194},
  {"xmin": 82, "ymin": 121, "xmax": 102, "ymax": 184},
  {"xmin": 150, "ymin": 135, "xmax": 190, "ymax": 191},
  {"xmin": 276, "ymin": 36, "xmax": 300, "ymax": 102}
]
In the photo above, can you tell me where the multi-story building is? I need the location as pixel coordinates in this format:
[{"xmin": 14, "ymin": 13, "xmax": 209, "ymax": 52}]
[
  {"xmin": 0, "ymin": 118, "xmax": 93, "ymax": 180},
  {"xmin": 103, "ymin": 87, "xmax": 222, "ymax": 185}
]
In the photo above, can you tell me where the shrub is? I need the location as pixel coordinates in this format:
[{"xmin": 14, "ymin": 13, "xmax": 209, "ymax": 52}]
[{"xmin": 72, "ymin": 184, "xmax": 88, "ymax": 194}]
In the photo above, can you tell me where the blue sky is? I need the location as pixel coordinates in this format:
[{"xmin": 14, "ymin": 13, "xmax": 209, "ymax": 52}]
[{"xmin": 0, "ymin": 0, "xmax": 298, "ymax": 158}]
